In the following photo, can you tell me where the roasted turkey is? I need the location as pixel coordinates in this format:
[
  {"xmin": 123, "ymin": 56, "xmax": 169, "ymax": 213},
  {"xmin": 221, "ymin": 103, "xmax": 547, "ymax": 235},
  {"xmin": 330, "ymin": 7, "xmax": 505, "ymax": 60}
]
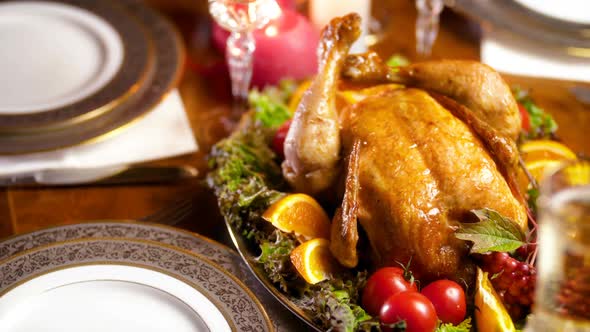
[{"xmin": 282, "ymin": 13, "xmax": 527, "ymax": 282}]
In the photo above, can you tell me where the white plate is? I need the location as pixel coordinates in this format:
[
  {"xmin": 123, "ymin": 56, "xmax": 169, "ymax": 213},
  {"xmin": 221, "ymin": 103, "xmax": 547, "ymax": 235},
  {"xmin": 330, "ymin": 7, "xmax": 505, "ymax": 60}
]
[
  {"xmin": 513, "ymin": 0, "xmax": 590, "ymax": 25},
  {"xmin": 0, "ymin": 1, "xmax": 124, "ymax": 114},
  {"xmin": 0, "ymin": 221, "xmax": 309, "ymax": 331},
  {"xmin": 0, "ymin": 238, "xmax": 273, "ymax": 332},
  {"xmin": 0, "ymin": 265, "xmax": 225, "ymax": 332}
]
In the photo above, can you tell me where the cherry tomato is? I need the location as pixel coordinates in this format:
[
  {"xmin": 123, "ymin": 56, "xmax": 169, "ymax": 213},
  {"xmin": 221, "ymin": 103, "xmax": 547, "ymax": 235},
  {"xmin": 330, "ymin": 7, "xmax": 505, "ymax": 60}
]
[
  {"xmin": 272, "ymin": 120, "xmax": 292, "ymax": 159},
  {"xmin": 362, "ymin": 267, "xmax": 417, "ymax": 316},
  {"xmin": 420, "ymin": 279, "xmax": 466, "ymax": 325},
  {"xmin": 518, "ymin": 103, "xmax": 531, "ymax": 132},
  {"xmin": 380, "ymin": 291, "xmax": 438, "ymax": 332}
]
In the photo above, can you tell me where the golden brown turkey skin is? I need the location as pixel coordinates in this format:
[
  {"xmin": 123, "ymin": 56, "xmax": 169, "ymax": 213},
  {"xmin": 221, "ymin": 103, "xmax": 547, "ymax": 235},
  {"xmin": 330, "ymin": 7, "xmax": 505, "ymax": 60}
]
[
  {"xmin": 343, "ymin": 54, "xmax": 522, "ymax": 141},
  {"xmin": 283, "ymin": 13, "xmax": 528, "ymax": 284},
  {"xmin": 337, "ymin": 88, "xmax": 527, "ymax": 281}
]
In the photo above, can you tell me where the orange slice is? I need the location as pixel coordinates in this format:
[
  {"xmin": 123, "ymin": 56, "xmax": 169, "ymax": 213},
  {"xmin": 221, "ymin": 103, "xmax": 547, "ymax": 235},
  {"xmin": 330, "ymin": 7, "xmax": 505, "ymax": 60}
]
[
  {"xmin": 519, "ymin": 140, "xmax": 577, "ymax": 191},
  {"xmin": 526, "ymin": 159, "xmax": 565, "ymax": 182},
  {"xmin": 290, "ymin": 238, "xmax": 338, "ymax": 284},
  {"xmin": 521, "ymin": 140, "xmax": 577, "ymax": 163},
  {"xmin": 291, "ymin": 81, "xmax": 403, "ymax": 113},
  {"xmin": 475, "ymin": 267, "xmax": 516, "ymax": 332},
  {"xmin": 337, "ymin": 84, "xmax": 404, "ymax": 105},
  {"xmin": 337, "ymin": 90, "xmax": 366, "ymax": 105},
  {"xmin": 262, "ymin": 193, "xmax": 331, "ymax": 241},
  {"xmin": 519, "ymin": 159, "xmax": 568, "ymax": 192}
]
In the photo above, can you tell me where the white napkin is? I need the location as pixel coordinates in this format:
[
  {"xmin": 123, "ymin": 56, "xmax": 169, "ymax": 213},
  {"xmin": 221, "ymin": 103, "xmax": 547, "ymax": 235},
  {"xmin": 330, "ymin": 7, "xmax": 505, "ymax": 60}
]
[
  {"xmin": 481, "ymin": 29, "xmax": 590, "ymax": 83},
  {"xmin": 0, "ymin": 90, "xmax": 198, "ymax": 175}
]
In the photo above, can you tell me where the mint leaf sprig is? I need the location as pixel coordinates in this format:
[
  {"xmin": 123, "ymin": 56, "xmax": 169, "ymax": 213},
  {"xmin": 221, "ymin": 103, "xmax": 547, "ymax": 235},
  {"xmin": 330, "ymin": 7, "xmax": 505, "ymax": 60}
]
[{"xmin": 455, "ymin": 208, "xmax": 526, "ymax": 254}]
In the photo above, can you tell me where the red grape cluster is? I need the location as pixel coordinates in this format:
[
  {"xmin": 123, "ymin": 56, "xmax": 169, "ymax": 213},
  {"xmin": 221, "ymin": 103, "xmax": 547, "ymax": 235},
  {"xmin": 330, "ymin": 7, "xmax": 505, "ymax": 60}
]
[{"xmin": 479, "ymin": 251, "xmax": 536, "ymax": 319}]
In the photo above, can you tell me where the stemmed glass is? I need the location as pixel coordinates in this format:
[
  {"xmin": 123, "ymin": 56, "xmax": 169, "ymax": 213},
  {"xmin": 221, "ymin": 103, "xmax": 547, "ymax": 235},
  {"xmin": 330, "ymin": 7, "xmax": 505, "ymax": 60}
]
[
  {"xmin": 525, "ymin": 160, "xmax": 590, "ymax": 331},
  {"xmin": 209, "ymin": 0, "xmax": 281, "ymax": 106},
  {"xmin": 415, "ymin": 0, "xmax": 444, "ymax": 56}
]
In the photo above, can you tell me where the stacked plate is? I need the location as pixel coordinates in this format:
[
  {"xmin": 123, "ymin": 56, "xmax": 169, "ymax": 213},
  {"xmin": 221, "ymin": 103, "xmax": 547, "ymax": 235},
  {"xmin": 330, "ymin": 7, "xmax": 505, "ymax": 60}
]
[
  {"xmin": 0, "ymin": 0, "xmax": 184, "ymax": 154},
  {"xmin": 0, "ymin": 221, "xmax": 308, "ymax": 331},
  {"xmin": 453, "ymin": 0, "xmax": 590, "ymax": 49}
]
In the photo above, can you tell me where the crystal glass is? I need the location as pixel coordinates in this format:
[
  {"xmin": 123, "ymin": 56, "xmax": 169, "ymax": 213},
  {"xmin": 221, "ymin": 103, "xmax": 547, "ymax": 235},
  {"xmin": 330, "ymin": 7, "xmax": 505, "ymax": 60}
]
[
  {"xmin": 415, "ymin": 0, "xmax": 444, "ymax": 56},
  {"xmin": 525, "ymin": 159, "xmax": 590, "ymax": 332},
  {"xmin": 209, "ymin": 0, "xmax": 281, "ymax": 104}
]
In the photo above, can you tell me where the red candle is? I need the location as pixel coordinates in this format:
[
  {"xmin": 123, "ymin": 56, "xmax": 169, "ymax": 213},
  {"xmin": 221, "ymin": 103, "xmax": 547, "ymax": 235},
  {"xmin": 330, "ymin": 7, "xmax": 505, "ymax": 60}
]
[
  {"xmin": 276, "ymin": 0, "xmax": 296, "ymax": 10},
  {"xmin": 212, "ymin": 9, "xmax": 319, "ymax": 87}
]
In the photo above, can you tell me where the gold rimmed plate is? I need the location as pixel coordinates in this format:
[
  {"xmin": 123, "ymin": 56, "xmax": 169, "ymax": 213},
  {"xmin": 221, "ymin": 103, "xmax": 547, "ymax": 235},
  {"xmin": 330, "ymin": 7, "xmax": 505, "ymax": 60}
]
[
  {"xmin": 0, "ymin": 237, "xmax": 273, "ymax": 332},
  {"xmin": 0, "ymin": 0, "xmax": 184, "ymax": 154},
  {"xmin": 0, "ymin": 0, "xmax": 151, "ymax": 132},
  {"xmin": 0, "ymin": 221, "xmax": 308, "ymax": 331}
]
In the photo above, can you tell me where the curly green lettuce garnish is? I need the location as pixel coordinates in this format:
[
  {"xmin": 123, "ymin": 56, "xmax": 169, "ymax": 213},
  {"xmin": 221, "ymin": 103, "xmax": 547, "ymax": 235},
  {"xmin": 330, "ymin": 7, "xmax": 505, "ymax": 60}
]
[
  {"xmin": 207, "ymin": 119, "xmax": 285, "ymax": 233},
  {"xmin": 248, "ymin": 79, "xmax": 295, "ymax": 128},
  {"xmin": 257, "ymin": 230, "xmax": 300, "ymax": 291},
  {"xmin": 513, "ymin": 87, "xmax": 557, "ymax": 139},
  {"xmin": 296, "ymin": 271, "xmax": 377, "ymax": 332},
  {"xmin": 386, "ymin": 54, "xmax": 410, "ymax": 68},
  {"xmin": 436, "ymin": 317, "xmax": 472, "ymax": 332}
]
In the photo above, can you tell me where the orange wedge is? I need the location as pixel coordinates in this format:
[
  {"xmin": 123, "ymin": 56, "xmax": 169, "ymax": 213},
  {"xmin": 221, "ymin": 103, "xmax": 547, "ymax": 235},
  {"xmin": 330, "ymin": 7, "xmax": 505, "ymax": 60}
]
[
  {"xmin": 291, "ymin": 82, "xmax": 403, "ymax": 113},
  {"xmin": 519, "ymin": 140, "xmax": 577, "ymax": 191},
  {"xmin": 521, "ymin": 140, "xmax": 577, "ymax": 163},
  {"xmin": 338, "ymin": 90, "xmax": 366, "ymax": 105},
  {"xmin": 337, "ymin": 84, "xmax": 404, "ymax": 105},
  {"xmin": 288, "ymin": 80, "xmax": 312, "ymax": 113},
  {"xmin": 475, "ymin": 267, "xmax": 516, "ymax": 332},
  {"xmin": 290, "ymin": 238, "xmax": 338, "ymax": 284},
  {"xmin": 526, "ymin": 159, "xmax": 566, "ymax": 181},
  {"xmin": 262, "ymin": 193, "xmax": 331, "ymax": 241},
  {"xmin": 519, "ymin": 159, "xmax": 566, "ymax": 192}
]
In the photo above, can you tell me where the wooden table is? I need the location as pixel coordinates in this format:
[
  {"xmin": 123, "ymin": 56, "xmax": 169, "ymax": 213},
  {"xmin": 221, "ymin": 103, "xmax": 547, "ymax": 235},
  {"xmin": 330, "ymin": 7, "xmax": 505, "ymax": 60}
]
[{"xmin": 1, "ymin": 0, "xmax": 588, "ymax": 242}]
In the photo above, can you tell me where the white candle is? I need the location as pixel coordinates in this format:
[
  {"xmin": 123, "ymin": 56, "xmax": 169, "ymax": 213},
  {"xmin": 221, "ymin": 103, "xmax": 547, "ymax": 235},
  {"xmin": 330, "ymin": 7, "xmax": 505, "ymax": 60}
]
[{"xmin": 309, "ymin": 0, "xmax": 371, "ymax": 54}]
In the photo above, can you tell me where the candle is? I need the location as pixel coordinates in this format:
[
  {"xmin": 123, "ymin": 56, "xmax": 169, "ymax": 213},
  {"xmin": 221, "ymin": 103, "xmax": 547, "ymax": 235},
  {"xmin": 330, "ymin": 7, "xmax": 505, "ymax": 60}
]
[
  {"xmin": 309, "ymin": 0, "xmax": 371, "ymax": 53},
  {"xmin": 275, "ymin": 0, "xmax": 296, "ymax": 10},
  {"xmin": 212, "ymin": 9, "xmax": 319, "ymax": 87}
]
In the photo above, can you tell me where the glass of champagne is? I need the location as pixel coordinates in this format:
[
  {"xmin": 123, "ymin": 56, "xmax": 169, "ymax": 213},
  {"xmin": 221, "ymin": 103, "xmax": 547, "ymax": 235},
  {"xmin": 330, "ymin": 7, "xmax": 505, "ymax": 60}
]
[
  {"xmin": 209, "ymin": 0, "xmax": 281, "ymax": 105},
  {"xmin": 415, "ymin": 0, "xmax": 444, "ymax": 57},
  {"xmin": 525, "ymin": 159, "xmax": 590, "ymax": 331}
]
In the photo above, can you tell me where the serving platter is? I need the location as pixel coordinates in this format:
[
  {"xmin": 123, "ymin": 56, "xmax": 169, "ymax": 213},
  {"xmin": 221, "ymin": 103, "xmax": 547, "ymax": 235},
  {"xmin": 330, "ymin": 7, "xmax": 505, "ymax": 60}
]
[
  {"xmin": 0, "ymin": 0, "xmax": 183, "ymax": 154},
  {"xmin": 0, "ymin": 0, "xmax": 150, "ymax": 131},
  {"xmin": 224, "ymin": 219, "xmax": 322, "ymax": 332},
  {"xmin": 0, "ymin": 238, "xmax": 273, "ymax": 332},
  {"xmin": 0, "ymin": 221, "xmax": 308, "ymax": 331}
]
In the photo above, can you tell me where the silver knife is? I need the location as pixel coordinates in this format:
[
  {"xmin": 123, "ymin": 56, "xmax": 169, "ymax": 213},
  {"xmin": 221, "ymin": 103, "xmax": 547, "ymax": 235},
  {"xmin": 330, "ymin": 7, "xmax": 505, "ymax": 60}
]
[
  {"xmin": 571, "ymin": 86, "xmax": 590, "ymax": 106},
  {"xmin": 0, "ymin": 165, "xmax": 198, "ymax": 187}
]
